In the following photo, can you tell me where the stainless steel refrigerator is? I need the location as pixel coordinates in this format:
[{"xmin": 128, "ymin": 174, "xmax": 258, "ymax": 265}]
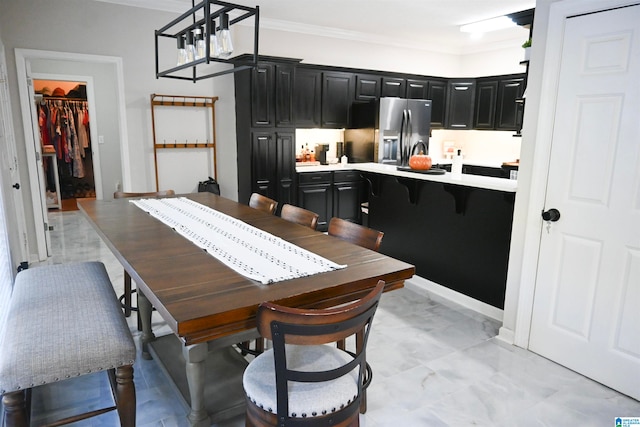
[{"xmin": 345, "ymin": 97, "xmax": 432, "ymax": 166}]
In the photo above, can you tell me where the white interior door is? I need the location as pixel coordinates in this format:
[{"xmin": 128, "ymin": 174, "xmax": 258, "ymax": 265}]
[
  {"xmin": 0, "ymin": 43, "xmax": 28, "ymax": 268},
  {"xmin": 529, "ymin": 4, "xmax": 640, "ymax": 400},
  {"xmin": 24, "ymin": 67, "xmax": 53, "ymax": 256}
]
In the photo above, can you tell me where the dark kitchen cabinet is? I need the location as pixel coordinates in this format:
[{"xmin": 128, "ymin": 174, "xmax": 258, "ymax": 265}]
[
  {"xmin": 496, "ymin": 77, "xmax": 525, "ymax": 130},
  {"xmin": 275, "ymin": 65, "xmax": 294, "ymax": 127},
  {"xmin": 472, "ymin": 74, "xmax": 525, "ymax": 131},
  {"xmin": 297, "ymin": 172, "xmax": 333, "ymax": 231},
  {"xmin": 298, "ymin": 170, "xmax": 363, "ymax": 231},
  {"xmin": 355, "ymin": 74, "xmax": 381, "ymax": 101},
  {"xmin": 333, "ymin": 170, "xmax": 363, "ymax": 224},
  {"xmin": 250, "ymin": 62, "xmax": 294, "ymax": 128},
  {"xmin": 252, "ymin": 130, "xmax": 296, "ymax": 206},
  {"xmin": 428, "ymin": 79, "xmax": 447, "ymax": 128},
  {"xmin": 381, "ymin": 77, "xmax": 406, "ymax": 98},
  {"xmin": 474, "ymin": 79, "xmax": 499, "ymax": 129},
  {"xmin": 251, "ymin": 63, "xmax": 274, "ymax": 127},
  {"xmin": 322, "ymin": 71, "xmax": 354, "ymax": 128},
  {"xmin": 294, "ymin": 68, "xmax": 322, "ymax": 127},
  {"xmin": 406, "ymin": 79, "xmax": 429, "ymax": 99},
  {"xmin": 406, "ymin": 78, "xmax": 446, "ymax": 128},
  {"xmin": 445, "ymin": 79, "xmax": 476, "ymax": 129}
]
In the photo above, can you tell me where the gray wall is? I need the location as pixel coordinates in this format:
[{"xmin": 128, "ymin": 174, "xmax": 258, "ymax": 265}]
[{"xmin": 0, "ymin": 0, "xmax": 233, "ymax": 262}]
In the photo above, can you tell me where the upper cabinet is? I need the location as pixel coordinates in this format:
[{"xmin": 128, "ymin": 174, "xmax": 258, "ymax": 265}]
[
  {"xmin": 427, "ymin": 79, "xmax": 447, "ymax": 128},
  {"xmin": 322, "ymin": 71, "xmax": 354, "ymax": 128},
  {"xmin": 474, "ymin": 79, "xmax": 499, "ymax": 129},
  {"xmin": 250, "ymin": 63, "xmax": 275, "ymax": 127},
  {"xmin": 381, "ymin": 77, "xmax": 406, "ymax": 98},
  {"xmin": 354, "ymin": 74, "xmax": 381, "ymax": 102},
  {"xmin": 293, "ymin": 68, "xmax": 322, "ymax": 128},
  {"xmin": 405, "ymin": 78, "xmax": 446, "ymax": 128},
  {"xmin": 406, "ymin": 79, "xmax": 429, "ymax": 99},
  {"xmin": 275, "ymin": 65, "xmax": 295, "ymax": 127},
  {"xmin": 496, "ymin": 76, "xmax": 525, "ymax": 130},
  {"xmin": 445, "ymin": 79, "xmax": 476, "ymax": 129},
  {"xmin": 473, "ymin": 74, "xmax": 525, "ymax": 131},
  {"xmin": 250, "ymin": 62, "xmax": 294, "ymax": 128},
  {"xmin": 237, "ymin": 55, "xmax": 526, "ymax": 133}
]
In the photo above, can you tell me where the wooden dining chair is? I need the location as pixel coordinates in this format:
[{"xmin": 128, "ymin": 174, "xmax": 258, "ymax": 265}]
[
  {"xmin": 243, "ymin": 281, "xmax": 385, "ymax": 427},
  {"xmin": 327, "ymin": 217, "xmax": 384, "ymax": 252},
  {"xmin": 327, "ymin": 216, "xmax": 384, "ymax": 413},
  {"xmin": 280, "ymin": 204, "xmax": 319, "ymax": 230},
  {"xmin": 113, "ymin": 190, "xmax": 175, "ymax": 326},
  {"xmin": 249, "ymin": 193, "xmax": 278, "ymax": 215}
]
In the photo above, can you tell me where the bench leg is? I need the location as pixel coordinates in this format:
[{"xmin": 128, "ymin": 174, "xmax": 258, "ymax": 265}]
[
  {"xmin": 114, "ymin": 365, "xmax": 136, "ymax": 427},
  {"xmin": 2, "ymin": 390, "xmax": 28, "ymax": 427},
  {"xmin": 124, "ymin": 271, "xmax": 132, "ymax": 317}
]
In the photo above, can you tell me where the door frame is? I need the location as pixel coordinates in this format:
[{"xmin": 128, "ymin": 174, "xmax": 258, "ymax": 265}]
[
  {"xmin": 0, "ymin": 42, "xmax": 28, "ymax": 268},
  {"xmin": 14, "ymin": 49, "xmax": 131, "ymax": 261},
  {"xmin": 31, "ymin": 73, "xmax": 103, "ymax": 227},
  {"xmin": 510, "ymin": 0, "xmax": 640, "ymax": 348}
]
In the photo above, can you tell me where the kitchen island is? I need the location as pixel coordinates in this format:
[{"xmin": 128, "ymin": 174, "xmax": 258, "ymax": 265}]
[{"xmin": 297, "ymin": 162, "xmax": 516, "ymax": 310}]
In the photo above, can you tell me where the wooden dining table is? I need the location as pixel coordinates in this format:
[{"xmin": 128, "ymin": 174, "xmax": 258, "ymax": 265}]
[{"xmin": 78, "ymin": 192, "xmax": 414, "ymax": 426}]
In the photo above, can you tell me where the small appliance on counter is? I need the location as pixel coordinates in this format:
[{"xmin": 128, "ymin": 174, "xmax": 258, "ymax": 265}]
[{"xmin": 315, "ymin": 143, "xmax": 330, "ymax": 165}]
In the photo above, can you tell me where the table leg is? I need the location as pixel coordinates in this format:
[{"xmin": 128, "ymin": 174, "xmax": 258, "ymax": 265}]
[
  {"xmin": 137, "ymin": 289, "xmax": 156, "ymax": 360},
  {"xmin": 183, "ymin": 343, "xmax": 211, "ymax": 427}
]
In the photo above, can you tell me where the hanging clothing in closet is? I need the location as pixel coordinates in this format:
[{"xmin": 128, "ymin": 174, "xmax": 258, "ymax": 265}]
[{"xmin": 37, "ymin": 99, "xmax": 91, "ymax": 179}]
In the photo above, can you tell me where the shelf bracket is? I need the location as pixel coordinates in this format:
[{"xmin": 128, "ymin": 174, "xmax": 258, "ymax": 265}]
[
  {"xmin": 443, "ymin": 184, "xmax": 474, "ymax": 215},
  {"xmin": 395, "ymin": 177, "xmax": 422, "ymax": 205},
  {"xmin": 362, "ymin": 173, "xmax": 384, "ymax": 198}
]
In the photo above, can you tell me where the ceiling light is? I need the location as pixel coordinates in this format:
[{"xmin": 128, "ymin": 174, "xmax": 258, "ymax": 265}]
[
  {"xmin": 155, "ymin": 0, "xmax": 259, "ymax": 83},
  {"xmin": 460, "ymin": 16, "xmax": 516, "ymax": 33}
]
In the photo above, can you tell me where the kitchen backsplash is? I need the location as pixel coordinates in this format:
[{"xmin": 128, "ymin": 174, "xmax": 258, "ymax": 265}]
[
  {"xmin": 295, "ymin": 128, "xmax": 521, "ymax": 165},
  {"xmin": 295, "ymin": 129, "xmax": 344, "ymax": 161},
  {"xmin": 430, "ymin": 129, "xmax": 522, "ymax": 163}
]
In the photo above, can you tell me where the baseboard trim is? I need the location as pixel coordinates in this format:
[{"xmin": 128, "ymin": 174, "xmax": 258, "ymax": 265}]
[
  {"xmin": 405, "ymin": 275, "xmax": 504, "ymax": 322},
  {"xmin": 497, "ymin": 326, "xmax": 515, "ymax": 345}
]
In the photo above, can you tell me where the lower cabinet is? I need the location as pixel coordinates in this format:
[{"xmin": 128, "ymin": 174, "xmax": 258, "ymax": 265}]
[
  {"xmin": 333, "ymin": 171, "xmax": 363, "ymax": 224},
  {"xmin": 297, "ymin": 172, "xmax": 333, "ymax": 231},
  {"xmin": 252, "ymin": 130, "xmax": 296, "ymax": 207},
  {"xmin": 298, "ymin": 170, "xmax": 363, "ymax": 231}
]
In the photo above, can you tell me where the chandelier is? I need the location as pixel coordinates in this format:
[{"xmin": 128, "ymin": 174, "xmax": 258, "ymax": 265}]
[{"xmin": 155, "ymin": 0, "xmax": 259, "ymax": 82}]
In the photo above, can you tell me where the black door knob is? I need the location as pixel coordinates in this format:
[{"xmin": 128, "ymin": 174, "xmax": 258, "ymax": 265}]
[
  {"xmin": 542, "ymin": 208, "xmax": 561, "ymax": 222},
  {"xmin": 12, "ymin": 183, "xmax": 20, "ymax": 190}
]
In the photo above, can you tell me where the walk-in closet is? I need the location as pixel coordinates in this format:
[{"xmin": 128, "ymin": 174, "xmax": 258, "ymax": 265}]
[{"xmin": 34, "ymin": 80, "xmax": 95, "ymax": 211}]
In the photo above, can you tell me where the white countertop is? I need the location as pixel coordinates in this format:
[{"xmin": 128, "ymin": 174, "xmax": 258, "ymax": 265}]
[{"xmin": 296, "ymin": 162, "xmax": 518, "ymax": 193}]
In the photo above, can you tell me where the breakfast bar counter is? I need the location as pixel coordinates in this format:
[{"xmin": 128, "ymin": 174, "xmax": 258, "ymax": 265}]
[{"xmin": 297, "ymin": 162, "xmax": 516, "ymax": 310}]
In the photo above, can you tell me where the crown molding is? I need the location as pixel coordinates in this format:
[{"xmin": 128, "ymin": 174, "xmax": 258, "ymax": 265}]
[{"xmin": 94, "ymin": 0, "xmax": 522, "ymax": 56}]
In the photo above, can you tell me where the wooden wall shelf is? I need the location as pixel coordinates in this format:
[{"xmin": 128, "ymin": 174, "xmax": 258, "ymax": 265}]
[{"xmin": 151, "ymin": 94, "xmax": 218, "ymax": 190}]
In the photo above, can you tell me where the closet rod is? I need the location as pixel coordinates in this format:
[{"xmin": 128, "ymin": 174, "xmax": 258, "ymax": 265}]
[{"xmin": 39, "ymin": 96, "xmax": 88, "ymax": 102}]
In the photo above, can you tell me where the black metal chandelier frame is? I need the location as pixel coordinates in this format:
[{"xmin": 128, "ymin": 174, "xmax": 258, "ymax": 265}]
[{"xmin": 155, "ymin": 0, "xmax": 259, "ymax": 82}]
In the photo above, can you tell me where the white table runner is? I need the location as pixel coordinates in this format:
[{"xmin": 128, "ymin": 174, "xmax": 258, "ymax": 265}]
[{"xmin": 130, "ymin": 197, "xmax": 345, "ymax": 284}]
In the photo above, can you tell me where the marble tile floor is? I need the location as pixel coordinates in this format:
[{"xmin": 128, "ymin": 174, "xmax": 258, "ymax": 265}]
[{"xmin": 22, "ymin": 210, "xmax": 640, "ymax": 426}]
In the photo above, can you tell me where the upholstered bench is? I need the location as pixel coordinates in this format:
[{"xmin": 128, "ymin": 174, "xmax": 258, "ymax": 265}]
[{"xmin": 0, "ymin": 262, "xmax": 137, "ymax": 427}]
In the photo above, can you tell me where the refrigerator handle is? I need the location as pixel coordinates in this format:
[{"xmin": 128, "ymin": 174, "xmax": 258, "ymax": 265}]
[
  {"xmin": 400, "ymin": 109, "xmax": 407, "ymax": 165},
  {"xmin": 407, "ymin": 109, "xmax": 413, "ymax": 152}
]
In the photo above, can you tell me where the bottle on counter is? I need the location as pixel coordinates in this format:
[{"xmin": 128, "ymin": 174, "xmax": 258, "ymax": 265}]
[
  {"xmin": 451, "ymin": 149, "xmax": 463, "ymax": 178},
  {"xmin": 341, "ymin": 154, "xmax": 348, "ymax": 165},
  {"xmin": 304, "ymin": 143, "xmax": 311, "ymax": 162}
]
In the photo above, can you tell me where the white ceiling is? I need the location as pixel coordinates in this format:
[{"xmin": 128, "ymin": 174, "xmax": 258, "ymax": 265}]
[{"xmin": 96, "ymin": 0, "xmax": 535, "ymax": 54}]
